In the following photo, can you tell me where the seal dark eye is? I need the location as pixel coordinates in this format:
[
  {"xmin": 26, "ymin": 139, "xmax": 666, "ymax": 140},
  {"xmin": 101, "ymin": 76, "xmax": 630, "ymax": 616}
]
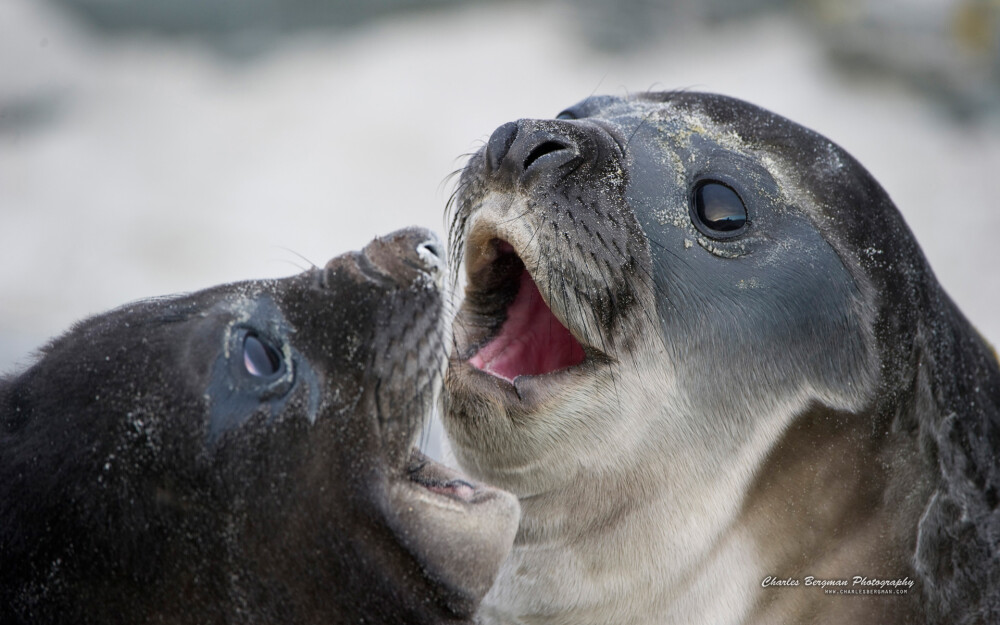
[
  {"xmin": 692, "ymin": 181, "xmax": 748, "ymax": 235},
  {"xmin": 243, "ymin": 333, "xmax": 281, "ymax": 378}
]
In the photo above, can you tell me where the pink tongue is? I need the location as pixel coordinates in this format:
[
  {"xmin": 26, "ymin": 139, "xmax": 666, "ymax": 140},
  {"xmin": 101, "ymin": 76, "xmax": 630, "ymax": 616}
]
[
  {"xmin": 425, "ymin": 481, "xmax": 476, "ymax": 501},
  {"xmin": 469, "ymin": 270, "xmax": 586, "ymax": 382}
]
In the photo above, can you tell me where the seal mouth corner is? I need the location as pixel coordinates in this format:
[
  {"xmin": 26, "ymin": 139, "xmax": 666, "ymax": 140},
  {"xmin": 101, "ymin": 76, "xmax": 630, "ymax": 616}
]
[
  {"xmin": 402, "ymin": 448, "xmax": 499, "ymax": 506},
  {"xmin": 457, "ymin": 236, "xmax": 586, "ymax": 385}
]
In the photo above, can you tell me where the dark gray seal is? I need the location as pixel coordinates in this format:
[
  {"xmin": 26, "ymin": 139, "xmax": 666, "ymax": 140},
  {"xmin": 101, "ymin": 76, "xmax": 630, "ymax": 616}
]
[
  {"xmin": 0, "ymin": 227, "xmax": 519, "ymax": 625},
  {"xmin": 443, "ymin": 92, "xmax": 1000, "ymax": 624}
]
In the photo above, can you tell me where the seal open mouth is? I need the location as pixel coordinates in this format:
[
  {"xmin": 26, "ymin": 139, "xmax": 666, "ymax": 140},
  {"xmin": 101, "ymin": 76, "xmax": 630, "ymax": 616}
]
[
  {"xmin": 405, "ymin": 450, "xmax": 480, "ymax": 503},
  {"xmin": 461, "ymin": 239, "xmax": 586, "ymax": 384}
]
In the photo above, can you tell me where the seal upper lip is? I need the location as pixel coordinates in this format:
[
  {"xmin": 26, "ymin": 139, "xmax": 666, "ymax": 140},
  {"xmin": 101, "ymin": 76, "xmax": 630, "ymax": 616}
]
[{"xmin": 461, "ymin": 238, "xmax": 587, "ymax": 384}]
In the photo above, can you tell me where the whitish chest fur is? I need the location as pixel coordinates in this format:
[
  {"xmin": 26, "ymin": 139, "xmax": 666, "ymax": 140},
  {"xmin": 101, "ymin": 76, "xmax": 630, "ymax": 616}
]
[{"xmin": 460, "ymin": 337, "xmax": 875, "ymax": 625}]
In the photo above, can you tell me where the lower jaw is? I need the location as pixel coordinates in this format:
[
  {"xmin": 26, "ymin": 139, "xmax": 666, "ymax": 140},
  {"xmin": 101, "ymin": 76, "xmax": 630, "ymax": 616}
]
[
  {"xmin": 451, "ymin": 357, "xmax": 591, "ymax": 406},
  {"xmin": 439, "ymin": 374, "xmax": 586, "ymax": 499},
  {"xmin": 441, "ymin": 359, "xmax": 609, "ymax": 478}
]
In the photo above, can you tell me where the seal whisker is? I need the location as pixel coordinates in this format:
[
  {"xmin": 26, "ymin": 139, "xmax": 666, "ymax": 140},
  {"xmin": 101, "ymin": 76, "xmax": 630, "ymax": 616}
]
[
  {"xmin": 497, "ymin": 203, "xmax": 536, "ymax": 227},
  {"xmin": 644, "ymin": 233, "xmax": 697, "ymax": 272},
  {"xmin": 440, "ymin": 163, "xmax": 473, "ymax": 191},
  {"xmin": 623, "ymin": 108, "xmax": 657, "ymax": 154},
  {"xmin": 271, "ymin": 246, "xmax": 319, "ymax": 271},
  {"xmin": 440, "ymin": 166, "xmax": 475, "ymax": 218},
  {"xmin": 590, "ymin": 268, "xmax": 624, "ymax": 409}
]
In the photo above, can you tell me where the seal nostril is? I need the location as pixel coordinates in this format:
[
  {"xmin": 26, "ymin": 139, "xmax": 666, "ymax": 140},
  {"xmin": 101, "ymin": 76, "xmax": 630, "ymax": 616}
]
[
  {"xmin": 522, "ymin": 141, "xmax": 569, "ymax": 172},
  {"xmin": 418, "ymin": 240, "xmax": 443, "ymax": 259},
  {"xmin": 486, "ymin": 121, "xmax": 519, "ymax": 173},
  {"xmin": 416, "ymin": 239, "xmax": 445, "ymax": 272}
]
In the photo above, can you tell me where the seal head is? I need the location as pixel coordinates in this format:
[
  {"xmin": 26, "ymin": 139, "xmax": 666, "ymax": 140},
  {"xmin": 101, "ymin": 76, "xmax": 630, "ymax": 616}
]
[
  {"xmin": 0, "ymin": 227, "xmax": 520, "ymax": 624},
  {"xmin": 445, "ymin": 93, "xmax": 1000, "ymax": 624}
]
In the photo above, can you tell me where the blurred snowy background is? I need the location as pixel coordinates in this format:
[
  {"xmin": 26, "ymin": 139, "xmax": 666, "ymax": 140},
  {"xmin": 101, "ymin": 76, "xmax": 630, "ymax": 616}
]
[{"xmin": 3, "ymin": 0, "xmax": 999, "ymax": 456}]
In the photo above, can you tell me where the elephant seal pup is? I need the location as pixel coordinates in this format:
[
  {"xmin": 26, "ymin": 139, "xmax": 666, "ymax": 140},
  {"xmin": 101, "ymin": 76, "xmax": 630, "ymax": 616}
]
[
  {"xmin": 0, "ymin": 227, "xmax": 520, "ymax": 625},
  {"xmin": 443, "ymin": 93, "xmax": 1000, "ymax": 624}
]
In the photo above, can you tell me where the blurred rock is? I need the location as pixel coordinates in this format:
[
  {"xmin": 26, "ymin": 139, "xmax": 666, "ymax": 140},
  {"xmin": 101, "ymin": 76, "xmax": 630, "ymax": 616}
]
[
  {"xmin": 812, "ymin": 0, "xmax": 1000, "ymax": 119},
  {"xmin": 48, "ymin": 0, "xmax": 999, "ymax": 115},
  {"xmin": 570, "ymin": 0, "xmax": 788, "ymax": 52},
  {"xmin": 47, "ymin": 0, "xmax": 472, "ymax": 55},
  {"xmin": 574, "ymin": 0, "xmax": 1000, "ymax": 118}
]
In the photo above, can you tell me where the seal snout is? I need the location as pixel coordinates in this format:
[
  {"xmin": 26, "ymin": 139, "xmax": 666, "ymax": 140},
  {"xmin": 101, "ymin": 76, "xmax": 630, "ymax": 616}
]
[
  {"xmin": 415, "ymin": 236, "xmax": 446, "ymax": 276},
  {"xmin": 447, "ymin": 113, "xmax": 638, "ymax": 402},
  {"xmin": 485, "ymin": 119, "xmax": 587, "ymax": 183},
  {"xmin": 341, "ymin": 226, "xmax": 447, "ymax": 287}
]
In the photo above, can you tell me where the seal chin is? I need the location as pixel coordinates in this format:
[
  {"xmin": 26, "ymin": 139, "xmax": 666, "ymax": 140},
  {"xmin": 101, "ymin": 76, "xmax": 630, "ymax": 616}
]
[
  {"xmin": 388, "ymin": 448, "xmax": 520, "ymax": 609},
  {"xmin": 457, "ymin": 237, "xmax": 589, "ymax": 388}
]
